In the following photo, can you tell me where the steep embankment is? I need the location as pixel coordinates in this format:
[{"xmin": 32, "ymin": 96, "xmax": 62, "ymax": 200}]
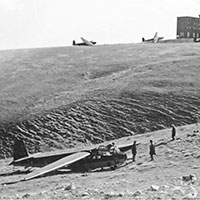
[{"xmin": 0, "ymin": 43, "xmax": 200, "ymax": 158}]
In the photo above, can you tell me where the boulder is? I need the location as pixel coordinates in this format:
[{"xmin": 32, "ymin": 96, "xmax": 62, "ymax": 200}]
[{"xmin": 182, "ymin": 174, "xmax": 197, "ymax": 184}]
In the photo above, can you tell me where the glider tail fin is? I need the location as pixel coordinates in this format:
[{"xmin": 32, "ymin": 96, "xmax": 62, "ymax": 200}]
[
  {"xmin": 13, "ymin": 139, "xmax": 29, "ymax": 161},
  {"xmin": 73, "ymin": 40, "xmax": 76, "ymax": 45},
  {"xmin": 142, "ymin": 38, "xmax": 145, "ymax": 42},
  {"xmin": 154, "ymin": 32, "xmax": 158, "ymax": 39}
]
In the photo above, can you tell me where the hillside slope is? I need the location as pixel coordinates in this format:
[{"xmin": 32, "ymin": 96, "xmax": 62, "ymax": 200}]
[{"xmin": 0, "ymin": 43, "xmax": 200, "ymax": 158}]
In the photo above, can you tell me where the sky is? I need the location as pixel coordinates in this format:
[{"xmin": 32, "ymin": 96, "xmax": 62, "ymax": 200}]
[{"xmin": 0, "ymin": 0, "xmax": 200, "ymax": 50}]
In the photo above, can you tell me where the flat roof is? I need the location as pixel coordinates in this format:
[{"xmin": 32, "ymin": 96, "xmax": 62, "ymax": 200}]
[{"xmin": 177, "ymin": 16, "xmax": 200, "ymax": 19}]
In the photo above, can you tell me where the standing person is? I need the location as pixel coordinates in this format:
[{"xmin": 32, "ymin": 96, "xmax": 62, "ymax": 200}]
[
  {"xmin": 131, "ymin": 141, "xmax": 137, "ymax": 162},
  {"xmin": 194, "ymin": 113, "xmax": 200, "ymax": 133},
  {"xmin": 171, "ymin": 124, "xmax": 176, "ymax": 140},
  {"xmin": 149, "ymin": 140, "xmax": 156, "ymax": 161}
]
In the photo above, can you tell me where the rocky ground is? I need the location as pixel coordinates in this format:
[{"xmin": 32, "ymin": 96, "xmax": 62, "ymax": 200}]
[{"xmin": 1, "ymin": 123, "xmax": 200, "ymax": 199}]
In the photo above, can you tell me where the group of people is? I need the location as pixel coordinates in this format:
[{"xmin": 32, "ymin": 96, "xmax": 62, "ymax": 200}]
[
  {"xmin": 131, "ymin": 125, "xmax": 176, "ymax": 162},
  {"xmin": 131, "ymin": 140, "xmax": 156, "ymax": 162}
]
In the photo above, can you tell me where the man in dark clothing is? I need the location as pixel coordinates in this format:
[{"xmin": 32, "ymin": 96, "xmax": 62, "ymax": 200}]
[
  {"xmin": 149, "ymin": 140, "xmax": 156, "ymax": 161},
  {"xmin": 171, "ymin": 125, "xmax": 176, "ymax": 140},
  {"xmin": 194, "ymin": 114, "xmax": 199, "ymax": 133},
  {"xmin": 131, "ymin": 141, "xmax": 137, "ymax": 162}
]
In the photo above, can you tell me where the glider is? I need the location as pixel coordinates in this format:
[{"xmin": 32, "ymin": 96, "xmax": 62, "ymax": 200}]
[
  {"xmin": 10, "ymin": 139, "xmax": 132, "ymax": 181},
  {"xmin": 142, "ymin": 32, "xmax": 164, "ymax": 43},
  {"xmin": 72, "ymin": 37, "xmax": 96, "ymax": 46}
]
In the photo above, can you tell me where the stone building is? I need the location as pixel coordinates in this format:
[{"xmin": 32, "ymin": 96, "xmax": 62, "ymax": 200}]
[{"xmin": 177, "ymin": 15, "xmax": 200, "ymax": 39}]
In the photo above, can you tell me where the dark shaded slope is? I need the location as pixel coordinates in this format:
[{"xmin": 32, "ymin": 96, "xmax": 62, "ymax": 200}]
[{"xmin": 1, "ymin": 91, "xmax": 199, "ymax": 159}]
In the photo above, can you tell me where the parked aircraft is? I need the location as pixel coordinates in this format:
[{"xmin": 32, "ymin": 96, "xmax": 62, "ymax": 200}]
[
  {"xmin": 142, "ymin": 32, "xmax": 164, "ymax": 43},
  {"xmin": 72, "ymin": 37, "xmax": 96, "ymax": 46},
  {"xmin": 10, "ymin": 139, "xmax": 132, "ymax": 181}
]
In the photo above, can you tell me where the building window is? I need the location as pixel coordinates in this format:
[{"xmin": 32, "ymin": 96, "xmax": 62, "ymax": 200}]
[
  {"xmin": 187, "ymin": 32, "xmax": 190, "ymax": 38},
  {"xmin": 197, "ymin": 33, "xmax": 199, "ymax": 38},
  {"xmin": 193, "ymin": 32, "xmax": 196, "ymax": 38},
  {"xmin": 180, "ymin": 32, "xmax": 184, "ymax": 37}
]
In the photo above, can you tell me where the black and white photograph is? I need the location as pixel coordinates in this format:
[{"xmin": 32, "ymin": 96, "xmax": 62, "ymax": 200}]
[{"xmin": 0, "ymin": 0, "xmax": 200, "ymax": 199}]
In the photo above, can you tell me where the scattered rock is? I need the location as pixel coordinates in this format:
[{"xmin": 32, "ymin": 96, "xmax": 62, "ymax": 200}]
[
  {"xmin": 184, "ymin": 153, "xmax": 191, "ymax": 157},
  {"xmin": 128, "ymin": 165, "xmax": 136, "ymax": 170},
  {"xmin": 149, "ymin": 185, "xmax": 160, "ymax": 191},
  {"xmin": 171, "ymin": 186, "xmax": 185, "ymax": 197},
  {"xmin": 64, "ymin": 193, "xmax": 70, "ymax": 198},
  {"xmin": 22, "ymin": 193, "xmax": 31, "ymax": 198},
  {"xmin": 15, "ymin": 194, "xmax": 20, "ymax": 199},
  {"xmin": 133, "ymin": 190, "xmax": 143, "ymax": 196},
  {"xmin": 196, "ymin": 154, "xmax": 200, "ymax": 158},
  {"xmin": 187, "ymin": 133, "xmax": 197, "ymax": 137},
  {"xmin": 87, "ymin": 188, "xmax": 99, "ymax": 194},
  {"xmin": 104, "ymin": 191, "xmax": 124, "ymax": 198},
  {"xmin": 192, "ymin": 165, "xmax": 199, "ymax": 169},
  {"xmin": 81, "ymin": 173, "xmax": 89, "ymax": 177},
  {"xmin": 81, "ymin": 192, "xmax": 89, "ymax": 197},
  {"xmin": 169, "ymin": 161, "xmax": 178, "ymax": 166},
  {"xmin": 38, "ymin": 191, "xmax": 47, "ymax": 196},
  {"xmin": 64, "ymin": 182, "xmax": 76, "ymax": 190},
  {"xmin": 55, "ymin": 185, "xmax": 64, "ymax": 190},
  {"xmin": 160, "ymin": 185, "xmax": 170, "ymax": 191},
  {"xmin": 166, "ymin": 149, "xmax": 174, "ymax": 154},
  {"xmin": 118, "ymin": 192, "xmax": 124, "ymax": 197},
  {"xmin": 184, "ymin": 185, "xmax": 198, "ymax": 199}
]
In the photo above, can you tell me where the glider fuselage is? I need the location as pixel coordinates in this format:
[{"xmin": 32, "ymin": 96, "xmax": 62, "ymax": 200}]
[{"xmin": 11, "ymin": 144, "xmax": 130, "ymax": 172}]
